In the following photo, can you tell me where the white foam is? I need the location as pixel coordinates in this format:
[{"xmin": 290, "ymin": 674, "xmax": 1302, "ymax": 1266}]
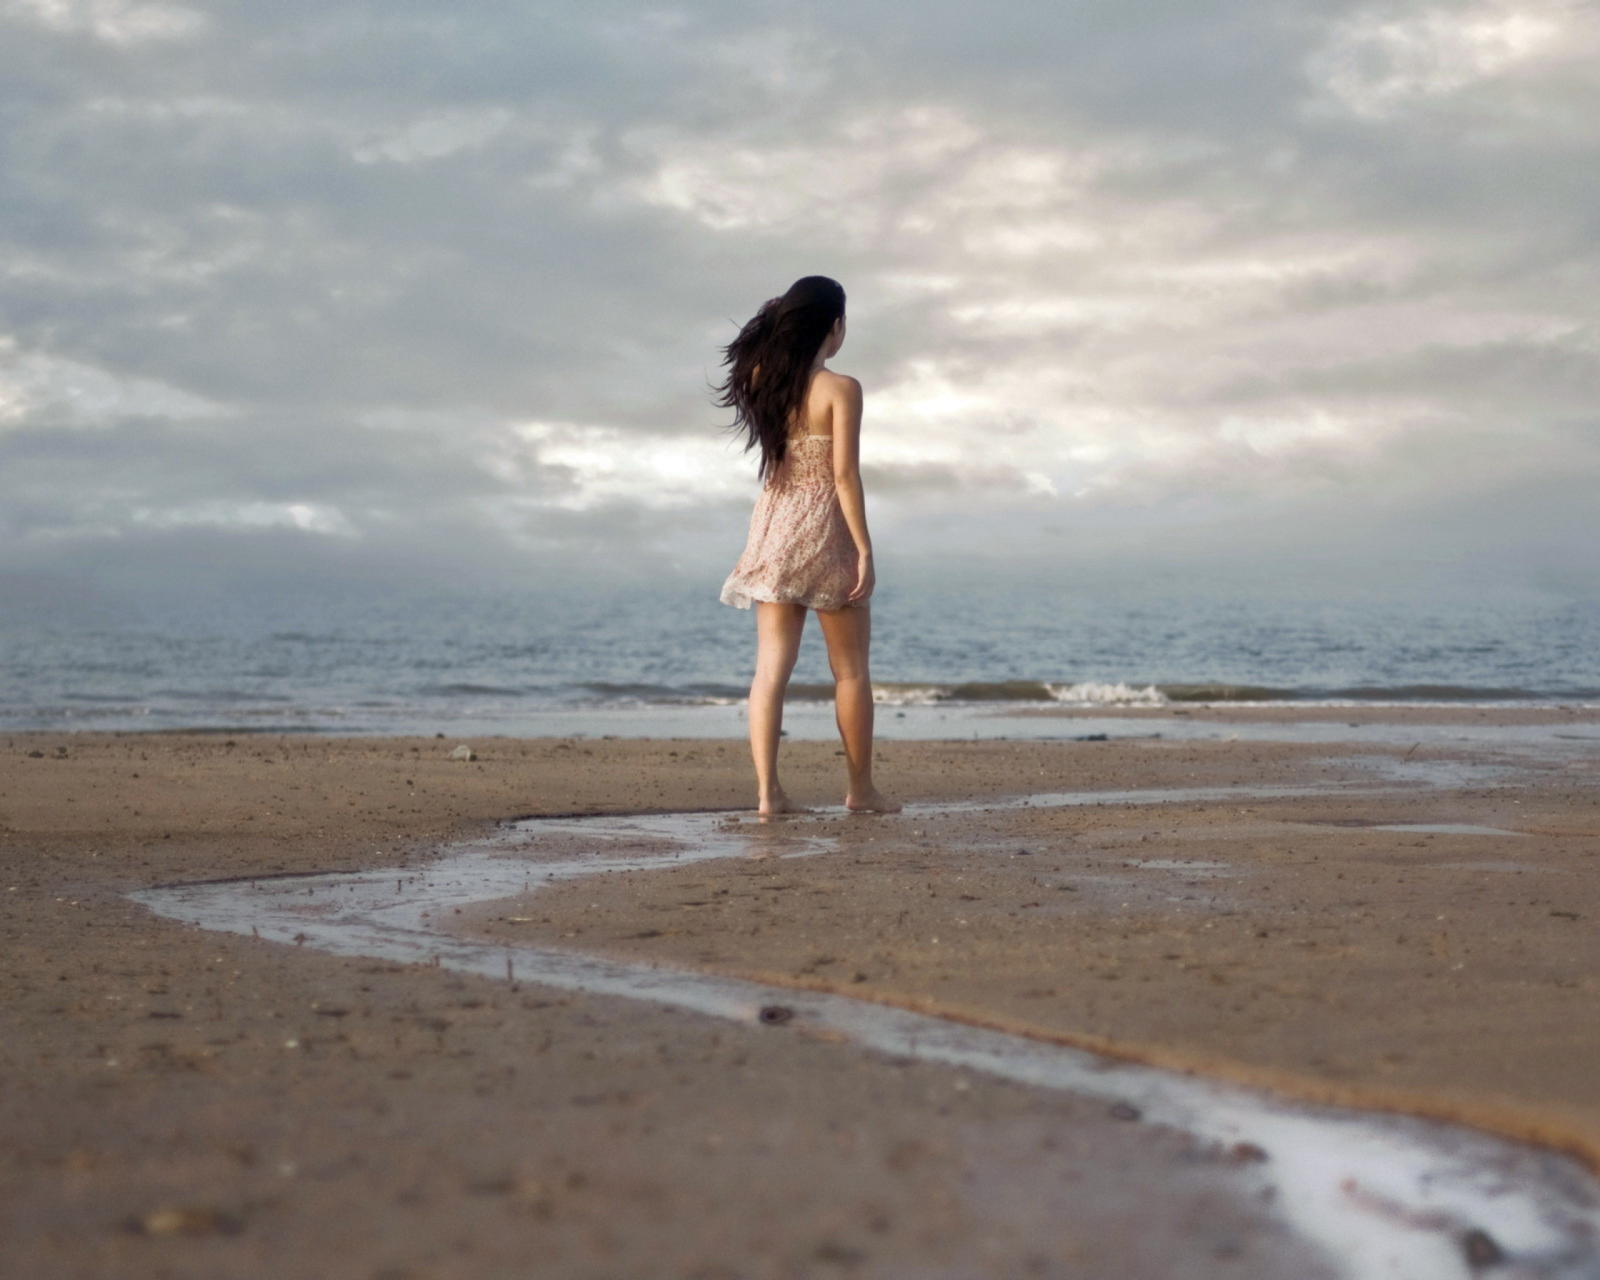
[{"xmin": 1046, "ymin": 680, "xmax": 1169, "ymax": 706}]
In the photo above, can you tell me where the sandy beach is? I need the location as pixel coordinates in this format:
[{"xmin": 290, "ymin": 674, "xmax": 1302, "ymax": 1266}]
[{"xmin": 3, "ymin": 711, "xmax": 1598, "ymax": 1276}]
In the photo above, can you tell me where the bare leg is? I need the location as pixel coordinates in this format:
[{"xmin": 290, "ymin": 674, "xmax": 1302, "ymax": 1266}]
[
  {"xmin": 749, "ymin": 602, "xmax": 808, "ymax": 816},
  {"xmin": 816, "ymin": 605, "xmax": 900, "ymax": 813}
]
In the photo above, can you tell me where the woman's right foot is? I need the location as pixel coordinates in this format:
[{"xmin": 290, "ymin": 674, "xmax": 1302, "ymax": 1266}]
[
  {"xmin": 845, "ymin": 785, "xmax": 901, "ymax": 813},
  {"xmin": 757, "ymin": 790, "xmax": 810, "ymax": 819}
]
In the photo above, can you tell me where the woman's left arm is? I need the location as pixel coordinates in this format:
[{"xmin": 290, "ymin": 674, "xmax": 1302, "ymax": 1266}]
[{"xmin": 830, "ymin": 376, "xmax": 876, "ymax": 604}]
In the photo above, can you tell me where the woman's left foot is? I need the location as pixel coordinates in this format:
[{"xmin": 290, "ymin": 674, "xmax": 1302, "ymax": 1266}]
[{"xmin": 845, "ymin": 786, "xmax": 901, "ymax": 813}]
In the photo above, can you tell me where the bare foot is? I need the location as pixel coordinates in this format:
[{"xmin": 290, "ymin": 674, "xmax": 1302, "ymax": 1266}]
[
  {"xmin": 757, "ymin": 791, "xmax": 810, "ymax": 820},
  {"xmin": 845, "ymin": 786, "xmax": 901, "ymax": 814}
]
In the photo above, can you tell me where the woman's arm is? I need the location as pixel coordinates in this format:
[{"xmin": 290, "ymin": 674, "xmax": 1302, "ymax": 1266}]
[{"xmin": 829, "ymin": 375, "xmax": 876, "ymax": 604}]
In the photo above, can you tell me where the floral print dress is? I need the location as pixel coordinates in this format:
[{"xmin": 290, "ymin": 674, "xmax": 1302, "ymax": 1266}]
[{"xmin": 720, "ymin": 435, "xmax": 863, "ymax": 612}]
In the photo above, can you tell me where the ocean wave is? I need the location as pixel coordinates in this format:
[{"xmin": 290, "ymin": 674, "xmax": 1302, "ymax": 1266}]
[
  {"xmin": 415, "ymin": 682, "xmax": 531, "ymax": 698},
  {"xmin": 151, "ymin": 688, "xmax": 294, "ymax": 703},
  {"xmin": 799, "ymin": 681, "xmax": 1170, "ymax": 706},
  {"xmin": 579, "ymin": 681, "xmax": 748, "ymax": 706},
  {"xmin": 1160, "ymin": 684, "xmax": 1294, "ymax": 703},
  {"xmin": 1047, "ymin": 681, "xmax": 1168, "ymax": 706}
]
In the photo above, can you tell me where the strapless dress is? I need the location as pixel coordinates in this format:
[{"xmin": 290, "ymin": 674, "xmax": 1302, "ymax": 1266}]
[{"xmin": 720, "ymin": 435, "xmax": 864, "ymax": 612}]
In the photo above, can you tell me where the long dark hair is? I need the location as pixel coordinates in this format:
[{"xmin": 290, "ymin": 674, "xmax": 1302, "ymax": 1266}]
[{"xmin": 715, "ymin": 276, "xmax": 846, "ymax": 481}]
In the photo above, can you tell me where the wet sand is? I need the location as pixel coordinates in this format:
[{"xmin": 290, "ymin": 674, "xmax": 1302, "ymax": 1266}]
[
  {"xmin": 468, "ymin": 749, "xmax": 1600, "ymax": 1164},
  {"xmin": 3, "ymin": 716, "xmax": 1598, "ymax": 1275}
]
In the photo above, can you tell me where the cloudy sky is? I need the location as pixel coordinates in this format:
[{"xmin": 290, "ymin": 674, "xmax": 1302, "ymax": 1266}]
[{"xmin": 3, "ymin": 0, "xmax": 1598, "ymax": 611}]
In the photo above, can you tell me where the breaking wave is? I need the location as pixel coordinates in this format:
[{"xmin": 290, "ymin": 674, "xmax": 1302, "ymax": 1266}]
[{"xmin": 789, "ymin": 681, "xmax": 1166, "ymax": 706}]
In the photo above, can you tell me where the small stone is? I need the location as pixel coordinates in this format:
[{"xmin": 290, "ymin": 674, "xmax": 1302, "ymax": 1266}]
[
  {"xmin": 449, "ymin": 745, "xmax": 476, "ymax": 761},
  {"xmin": 132, "ymin": 1205, "xmax": 243, "ymax": 1237},
  {"xmin": 1109, "ymin": 1102, "xmax": 1142, "ymax": 1122},
  {"xmin": 758, "ymin": 1005, "xmax": 795, "ymax": 1025}
]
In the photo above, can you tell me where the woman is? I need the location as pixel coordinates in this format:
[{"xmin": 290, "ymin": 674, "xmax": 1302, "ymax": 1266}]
[{"xmin": 718, "ymin": 276, "xmax": 900, "ymax": 817}]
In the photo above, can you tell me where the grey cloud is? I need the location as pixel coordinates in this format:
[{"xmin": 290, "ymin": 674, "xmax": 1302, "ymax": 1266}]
[{"xmin": 1, "ymin": 0, "xmax": 1597, "ymax": 606}]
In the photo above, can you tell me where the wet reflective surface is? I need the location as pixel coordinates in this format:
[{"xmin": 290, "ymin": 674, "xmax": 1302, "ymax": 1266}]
[{"xmin": 133, "ymin": 784, "xmax": 1600, "ymax": 1280}]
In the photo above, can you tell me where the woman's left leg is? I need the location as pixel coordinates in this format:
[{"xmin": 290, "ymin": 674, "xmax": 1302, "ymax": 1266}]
[
  {"xmin": 749, "ymin": 601, "xmax": 807, "ymax": 815},
  {"xmin": 816, "ymin": 605, "xmax": 900, "ymax": 813}
]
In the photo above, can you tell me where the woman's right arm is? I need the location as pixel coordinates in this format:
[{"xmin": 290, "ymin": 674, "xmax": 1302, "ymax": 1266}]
[{"xmin": 829, "ymin": 376, "xmax": 876, "ymax": 604}]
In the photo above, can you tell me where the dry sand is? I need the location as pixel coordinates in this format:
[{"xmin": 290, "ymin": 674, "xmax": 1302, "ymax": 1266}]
[{"xmin": 3, "ymin": 715, "xmax": 1598, "ymax": 1276}]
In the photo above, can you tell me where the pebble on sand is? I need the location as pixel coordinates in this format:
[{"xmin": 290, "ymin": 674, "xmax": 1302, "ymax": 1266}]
[{"xmin": 131, "ymin": 1206, "xmax": 244, "ymax": 1237}]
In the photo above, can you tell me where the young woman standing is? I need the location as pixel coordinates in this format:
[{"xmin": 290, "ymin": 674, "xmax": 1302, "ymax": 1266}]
[{"xmin": 718, "ymin": 276, "xmax": 900, "ymax": 817}]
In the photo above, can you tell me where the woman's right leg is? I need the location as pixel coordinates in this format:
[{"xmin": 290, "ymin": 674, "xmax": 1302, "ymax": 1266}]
[
  {"xmin": 750, "ymin": 601, "xmax": 807, "ymax": 815},
  {"xmin": 816, "ymin": 605, "xmax": 900, "ymax": 813}
]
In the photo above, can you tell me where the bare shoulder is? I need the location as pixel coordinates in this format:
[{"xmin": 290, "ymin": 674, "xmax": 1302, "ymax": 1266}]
[{"xmin": 815, "ymin": 369, "xmax": 862, "ymax": 402}]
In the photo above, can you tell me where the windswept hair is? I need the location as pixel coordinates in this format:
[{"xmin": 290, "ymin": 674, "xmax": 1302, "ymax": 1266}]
[{"xmin": 715, "ymin": 276, "xmax": 846, "ymax": 481}]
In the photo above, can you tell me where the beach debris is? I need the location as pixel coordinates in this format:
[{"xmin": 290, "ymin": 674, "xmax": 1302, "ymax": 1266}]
[
  {"xmin": 1461, "ymin": 1228, "xmax": 1505, "ymax": 1269},
  {"xmin": 26, "ymin": 750, "xmax": 43, "ymax": 758},
  {"xmin": 449, "ymin": 744, "xmax": 476, "ymax": 761},
  {"xmin": 1109, "ymin": 1102, "xmax": 1142, "ymax": 1122},
  {"xmin": 467, "ymin": 1174, "xmax": 546, "ymax": 1198},
  {"xmin": 758, "ymin": 1004, "xmax": 795, "ymax": 1025},
  {"xmin": 129, "ymin": 1205, "xmax": 244, "ymax": 1237}
]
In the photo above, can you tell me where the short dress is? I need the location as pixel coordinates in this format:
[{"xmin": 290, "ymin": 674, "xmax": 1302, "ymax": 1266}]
[{"xmin": 720, "ymin": 435, "xmax": 865, "ymax": 612}]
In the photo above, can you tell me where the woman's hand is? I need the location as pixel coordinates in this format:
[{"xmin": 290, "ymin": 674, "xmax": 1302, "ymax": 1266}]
[{"xmin": 848, "ymin": 550, "xmax": 875, "ymax": 603}]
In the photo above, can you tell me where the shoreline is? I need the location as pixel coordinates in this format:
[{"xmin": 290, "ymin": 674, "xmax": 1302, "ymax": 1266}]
[{"xmin": 9, "ymin": 698, "xmax": 1599, "ymax": 744}]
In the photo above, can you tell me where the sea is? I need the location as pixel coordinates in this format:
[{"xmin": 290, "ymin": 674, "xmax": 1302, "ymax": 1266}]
[{"xmin": 4, "ymin": 579, "xmax": 1598, "ymax": 741}]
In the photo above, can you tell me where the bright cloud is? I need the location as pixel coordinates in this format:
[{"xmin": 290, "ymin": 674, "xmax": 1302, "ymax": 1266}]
[
  {"xmin": 130, "ymin": 500, "xmax": 355, "ymax": 535},
  {"xmin": 0, "ymin": 343, "xmax": 228, "ymax": 429},
  {"xmin": 494, "ymin": 422, "xmax": 752, "ymax": 511},
  {"xmin": 620, "ymin": 94, "xmax": 1590, "ymax": 507},
  {"xmin": 352, "ymin": 109, "xmax": 517, "ymax": 165},
  {"xmin": 3, "ymin": 0, "xmax": 203, "ymax": 44},
  {"xmin": 1308, "ymin": 0, "xmax": 1585, "ymax": 116}
]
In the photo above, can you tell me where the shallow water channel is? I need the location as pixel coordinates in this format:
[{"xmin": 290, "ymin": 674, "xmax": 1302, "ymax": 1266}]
[{"xmin": 133, "ymin": 782, "xmax": 1600, "ymax": 1280}]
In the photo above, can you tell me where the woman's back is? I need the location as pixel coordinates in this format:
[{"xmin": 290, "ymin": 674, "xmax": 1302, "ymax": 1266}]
[{"xmin": 790, "ymin": 368, "xmax": 850, "ymax": 441}]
